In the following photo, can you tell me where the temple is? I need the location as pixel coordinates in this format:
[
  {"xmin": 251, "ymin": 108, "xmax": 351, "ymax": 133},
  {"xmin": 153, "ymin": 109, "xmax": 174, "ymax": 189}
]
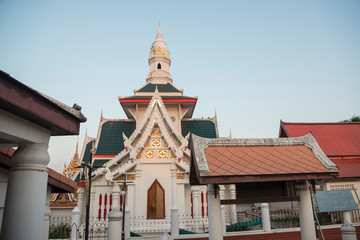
[{"xmin": 71, "ymin": 24, "xmax": 220, "ymax": 232}]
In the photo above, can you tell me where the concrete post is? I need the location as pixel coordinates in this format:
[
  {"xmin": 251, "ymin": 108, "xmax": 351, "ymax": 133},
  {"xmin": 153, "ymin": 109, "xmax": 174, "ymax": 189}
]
[
  {"xmin": 343, "ymin": 211, "xmax": 352, "ymax": 224},
  {"xmin": 43, "ymin": 185, "xmax": 52, "ymax": 240},
  {"xmin": 1, "ymin": 143, "xmax": 50, "ymax": 240},
  {"xmin": 260, "ymin": 203, "xmax": 271, "ymax": 231},
  {"xmin": 124, "ymin": 206, "xmax": 131, "ymax": 240},
  {"xmin": 134, "ymin": 165, "xmax": 142, "ymax": 216},
  {"xmin": 221, "ymin": 205, "xmax": 226, "ymax": 234},
  {"xmin": 341, "ymin": 211, "xmax": 356, "ymax": 240},
  {"xmin": 207, "ymin": 184, "xmax": 223, "ymax": 240},
  {"xmin": 296, "ymin": 181, "xmax": 316, "ymax": 240},
  {"xmin": 107, "ymin": 207, "xmax": 123, "ymax": 240},
  {"xmin": 111, "ymin": 183, "xmax": 121, "ymax": 209},
  {"xmin": 191, "ymin": 186, "xmax": 200, "ymax": 232},
  {"xmin": 341, "ymin": 222, "xmax": 357, "ymax": 240},
  {"xmin": 229, "ymin": 184, "xmax": 237, "ymax": 224},
  {"xmin": 71, "ymin": 206, "xmax": 80, "ymax": 240},
  {"xmin": 171, "ymin": 205, "xmax": 179, "ymax": 237},
  {"xmin": 77, "ymin": 186, "xmax": 85, "ymax": 221}
]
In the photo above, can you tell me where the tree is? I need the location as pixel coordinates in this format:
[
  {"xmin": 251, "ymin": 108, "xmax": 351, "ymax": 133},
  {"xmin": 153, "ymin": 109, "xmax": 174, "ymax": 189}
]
[{"xmin": 340, "ymin": 116, "xmax": 360, "ymax": 123}]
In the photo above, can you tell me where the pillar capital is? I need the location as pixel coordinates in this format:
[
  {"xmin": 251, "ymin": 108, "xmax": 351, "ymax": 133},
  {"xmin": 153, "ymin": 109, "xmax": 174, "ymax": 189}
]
[
  {"xmin": 11, "ymin": 143, "xmax": 49, "ymax": 171},
  {"xmin": 296, "ymin": 181, "xmax": 310, "ymax": 191}
]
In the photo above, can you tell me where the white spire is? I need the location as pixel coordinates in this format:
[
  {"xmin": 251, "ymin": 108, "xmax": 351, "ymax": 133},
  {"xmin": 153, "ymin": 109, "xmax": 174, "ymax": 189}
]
[
  {"xmin": 155, "ymin": 23, "xmax": 165, "ymax": 43},
  {"xmin": 146, "ymin": 24, "xmax": 172, "ymax": 84}
]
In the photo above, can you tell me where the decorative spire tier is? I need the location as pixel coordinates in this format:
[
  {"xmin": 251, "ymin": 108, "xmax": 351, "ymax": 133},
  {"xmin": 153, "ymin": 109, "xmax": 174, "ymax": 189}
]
[{"xmin": 146, "ymin": 24, "xmax": 173, "ymax": 84}]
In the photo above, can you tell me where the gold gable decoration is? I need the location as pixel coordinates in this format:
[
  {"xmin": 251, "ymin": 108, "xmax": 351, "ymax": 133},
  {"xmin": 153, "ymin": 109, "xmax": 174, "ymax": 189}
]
[
  {"xmin": 114, "ymin": 167, "xmax": 136, "ymax": 181},
  {"xmin": 154, "ymin": 46, "xmax": 165, "ymax": 55},
  {"xmin": 151, "ymin": 127, "xmax": 162, "ymax": 137},
  {"xmin": 177, "ymin": 166, "xmax": 188, "ymax": 179}
]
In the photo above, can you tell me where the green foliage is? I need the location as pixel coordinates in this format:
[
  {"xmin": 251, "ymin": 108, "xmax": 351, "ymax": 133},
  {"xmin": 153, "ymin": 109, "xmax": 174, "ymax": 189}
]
[
  {"xmin": 340, "ymin": 115, "xmax": 360, "ymax": 122},
  {"xmin": 49, "ymin": 224, "xmax": 70, "ymax": 239}
]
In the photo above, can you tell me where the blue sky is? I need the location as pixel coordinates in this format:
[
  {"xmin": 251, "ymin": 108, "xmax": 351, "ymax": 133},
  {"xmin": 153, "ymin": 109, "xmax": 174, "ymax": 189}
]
[{"xmin": 1, "ymin": 1, "xmax": 359, "ymax": 172}]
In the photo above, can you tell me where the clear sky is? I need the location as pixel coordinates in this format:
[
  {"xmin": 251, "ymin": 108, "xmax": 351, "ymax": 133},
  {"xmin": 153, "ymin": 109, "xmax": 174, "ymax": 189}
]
[{"xmin": 1, "ymin": 0, "xmax": 359, "ymax": 172}]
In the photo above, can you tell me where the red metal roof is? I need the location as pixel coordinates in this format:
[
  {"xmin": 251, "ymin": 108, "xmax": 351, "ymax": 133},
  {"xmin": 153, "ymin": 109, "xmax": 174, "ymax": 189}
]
[
  {"xmin": 280, "ymin": 122, "xmax": 360, "ymax": 157},
  {"xmin": 331, "ymin": 158, "xmax": 360, "ymax": 178},
  {"xmin": 204, "ymin": 145, "xmax": 335, "ymax": 177}
]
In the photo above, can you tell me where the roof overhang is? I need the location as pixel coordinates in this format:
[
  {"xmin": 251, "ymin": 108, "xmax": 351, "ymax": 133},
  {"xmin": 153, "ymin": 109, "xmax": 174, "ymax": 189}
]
[
  {"xmin": 0, "ymin": 70, "xmax": 86, "ymax": 136},
  {"xmin": 118, "ymin": 97, "xmax": 197, "ymax": 119}
]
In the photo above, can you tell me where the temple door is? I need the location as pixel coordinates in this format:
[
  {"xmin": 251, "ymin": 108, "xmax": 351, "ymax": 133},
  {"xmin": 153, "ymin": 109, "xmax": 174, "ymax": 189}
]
[{"xmin": 147, "ymin": 179, "xmax": 165, "ymax": 219}]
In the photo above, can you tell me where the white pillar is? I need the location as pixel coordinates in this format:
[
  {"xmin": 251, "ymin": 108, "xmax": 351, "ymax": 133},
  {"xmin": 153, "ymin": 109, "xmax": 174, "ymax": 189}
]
[
  {"xmin": 260, "ymin": 203, "xmax": 271, "ymax": 231},
  {"xmin": 229, "ymin": 184, "xmax": 237, "ymax": 224},
  {"xmin": 43, "ymin": 185, "xmax": 51, "ymax": 240},
  {"xmin": 90, "ymin": 188, "xmax": 96, "ymax": 223},
  {"xmin": 343, "ymin": 211, "xmax": 352, "ymax": 224},
  {"xmin": 296, "ymin": 181, "xmax": 316, "ymax": 240},
  {"xmin": 77, "ymin": 185, "xmax": 85, "ymax": 221},
  {"xmin": 341, "ymin": 222, "xmax": 357, "ymax": 240},
  {"xmin": 0, "ymin": 171, "xmax": 8, "ymax": 235},
  {"xmin": 191, "ymin": 186, "xmax": 200, "ymax": 232},
  {"xmin": 124, "ymin": 206, "xmax": 131, "ymax": 240},
  {"xmin": 111, "ymin": 183, "xmax": 121, "ymax": 209},
  {"xmin": 221, "ymin": 205, "xmax": 226, "ymax": 234},
  {"xmin": 70, "ymin": 206, "xmax": 80, "ymax": 240},
  {"xmin": 170, "ymin": 166, "xmax": 177, "ymax": 205},
  {"xmin": 207, "ymin": 184, "xmax": 223, "ymax": 240},
  {"xmin": 107, "ymin": 207, "xmax": 123, "ymax": 240},
  {"xmin": 171, "ymin": 205, "xmax": 179, "ymax": 237},
  {"xmin": 1, "ymin": 143, "xmax": 50, "ymax": 240},
  {"xmin": 134, "ymin": 165, "xmax": 142, "ymax": 216}
]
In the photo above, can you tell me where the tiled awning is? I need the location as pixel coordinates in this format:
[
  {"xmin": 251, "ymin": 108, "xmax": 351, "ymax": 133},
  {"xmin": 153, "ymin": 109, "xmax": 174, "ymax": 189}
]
[{"xmin": 190, "ymin": 133, "xmax": 338, "ymax": 185}]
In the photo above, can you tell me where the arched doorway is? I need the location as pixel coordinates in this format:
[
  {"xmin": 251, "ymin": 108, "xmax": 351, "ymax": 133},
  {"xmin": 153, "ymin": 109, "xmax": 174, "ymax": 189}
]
[{"xmin": 147, "ymin": 179, "xmax": 165, "ymax": 219}]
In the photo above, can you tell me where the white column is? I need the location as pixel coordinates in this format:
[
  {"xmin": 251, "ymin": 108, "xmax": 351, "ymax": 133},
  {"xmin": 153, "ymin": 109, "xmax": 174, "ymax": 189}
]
[
  {"xmin": 1, "ymin": 143, "xmax": 50, "ymax": 240},
  {"xmin": 296, "ymin": 181, "xmax": 316, "ymax": 240},
  {"xmin": 343, "ymin": 211, "xmax": 352, "ymax": 224},
  {"xmin": 111, "ymin": 183, "xmax": 121, "ymax": 209},
  {"xmin": 207, "ymin": 184, "xmax": 223, "ymax": 240},
  {"xmin": 124, "ymin": 206, "xmax": 131, "ymax": 240},
  {"xmin": 107, "ymin": 207, "xmax": 123, "ymax": 240},
  {"xmin": 191, "ymin": 186, "xmax": 200, "ymax": 232},
  {"xmin": 134, "ymin": 165, "xmax": 142, "ymax": 216},
  {"xmin": 170, "ymin": 165, "xmax": 179, "ymax": 237},
  {"xmin": 260, "ymin": 203, "xmax": 271, "ymax": 231},
  {"xmin": 0, "ymin": 169, "xmax": 8, "ymax": 235},
  {"xmin": 43, "ymin": 185, "xmax": 51, "ymax": 240},
  {"xmin": 70, "ymin": 206, "xmax": 80, "ymax": 240},
  {"xmin": 221, "ymin": 205, "xmax": 226, "ymax": 234},
  {"xmin": 229, "ymin": 184, "xmax": 237, "ymax": 224},
  {"xmin": 77, "ymin": 185, "xmax": 86, "ymax": 221},
  {"xmin": 90, "ymin": 188, "xmax": 96, "ymax": 223},
  {"xmin": 171, "ymin": 205, "xmax": 179, "ymax": 237},
  {"xmin": 170, "ymin": 165, "xmax": 177, "ymax": 205}
]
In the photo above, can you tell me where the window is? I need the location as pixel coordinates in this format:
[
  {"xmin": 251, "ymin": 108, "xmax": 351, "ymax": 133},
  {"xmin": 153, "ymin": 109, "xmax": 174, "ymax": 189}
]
[{"xmin": 157, "ymin": 63, "xmax": 161, "ymax": 69}]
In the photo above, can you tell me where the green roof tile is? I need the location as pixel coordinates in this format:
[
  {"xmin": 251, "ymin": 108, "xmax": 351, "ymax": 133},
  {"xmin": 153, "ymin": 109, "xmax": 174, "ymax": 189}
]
[
  {"xmin": 96, "ymin": 121, "xmax": 136, "ymax": 155},
  {"xmin": 83, "ymin": 140, "xmax": 95, "ymax": 164},
  {"xmin": 137, "ymin": 83, "xmax": 180, "ymax": 93},
  {"xmin": 93, "ymin": 159, "xmax": 110, "ymax": 168},
  {"xmin": 181, "ymin": 120, "xmax": 217, "ymax": 139}
]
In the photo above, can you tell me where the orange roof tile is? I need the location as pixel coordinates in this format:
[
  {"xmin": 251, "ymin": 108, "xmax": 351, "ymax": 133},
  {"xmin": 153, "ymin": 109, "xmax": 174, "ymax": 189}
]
[
  {"xmin": 280, "ymin": 122, "xmax": 360, "ymax": 157},
  {"xmin": 204, "ymin": 145, "xmax": 333, "ymax": 177},
  {"xmin": 190, "ymin": 133, "xmax": 338, "ymax": 184}
]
